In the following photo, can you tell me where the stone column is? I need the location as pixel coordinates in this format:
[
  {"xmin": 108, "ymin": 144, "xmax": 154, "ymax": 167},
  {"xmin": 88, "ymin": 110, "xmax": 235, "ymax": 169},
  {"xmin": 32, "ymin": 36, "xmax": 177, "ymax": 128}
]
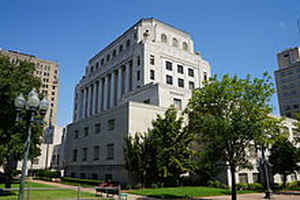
[
  {"xmin": 98, "ymin": 79, "xmax": 103, "ymax": 113},
  {"xmin": 87, "ymin": 85, "xmax": 92, "ymax": 117},
  {"xmin": 117, "ymin": 67, "xmax": 122, "ymax": 102},
  {"xmin": 92, "ymin": 83, "xmax": 97, "ymax": 115},
  {"xmin": 84, "ymin": 87, "xmax": 89, "ymax": 118},
  {"xmin": 79, "ymin": 89, "xmax": 84, "ymax": 119},
  {"xmin": 110, "ymin": 72, "xmax": 115, "ymax": 109},
  {"xmin": 103, "ymin": 76, "xmax": 108, "ymax": 111},
  {"xmin": 125, "ymin": 63, "xmax": 130, "ymax": 94},
  {"xmin": 94, "ymin": 81, "xmax": 99, "ymax": 114}
]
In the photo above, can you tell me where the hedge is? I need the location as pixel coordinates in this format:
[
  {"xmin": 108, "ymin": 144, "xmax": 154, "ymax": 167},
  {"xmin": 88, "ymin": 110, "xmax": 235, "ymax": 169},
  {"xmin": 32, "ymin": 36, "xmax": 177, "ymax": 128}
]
[{"xmin": 61, "ymin": 177, "xmax": 104, "ymax": 186}]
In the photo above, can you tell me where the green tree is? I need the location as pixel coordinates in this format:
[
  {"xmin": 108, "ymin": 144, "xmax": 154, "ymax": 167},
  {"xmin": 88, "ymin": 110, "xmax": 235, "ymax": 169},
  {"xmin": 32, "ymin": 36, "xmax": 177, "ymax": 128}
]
[
  {"xmin": 269, "ymin": 138, "xmax": 300, "ymax": 187},
  {"xmin": 185, "ymin": 73, "xmax": 282, "ymax": 200},
  {"xmin": 124, "ymin": 107, "xmax": 195, "ymax": 187},
  {"xmin": 0, "ymin": 55, "xmax": 44, "ymax": 188}
]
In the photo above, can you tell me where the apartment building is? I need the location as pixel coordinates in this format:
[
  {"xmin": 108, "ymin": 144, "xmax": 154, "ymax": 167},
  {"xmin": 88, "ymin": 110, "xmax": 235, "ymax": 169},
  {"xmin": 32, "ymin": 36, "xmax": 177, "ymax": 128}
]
[{"xmin": 64, "ymin": 18, "xmax": 211, "ymax": 183}]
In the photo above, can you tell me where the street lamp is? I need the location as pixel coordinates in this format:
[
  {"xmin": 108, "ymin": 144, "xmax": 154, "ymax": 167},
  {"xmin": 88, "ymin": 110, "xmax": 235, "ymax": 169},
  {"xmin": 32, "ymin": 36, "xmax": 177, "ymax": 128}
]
[{"xmin": 15, "ymin": 89, "xmax": 49, "ymax": 200}]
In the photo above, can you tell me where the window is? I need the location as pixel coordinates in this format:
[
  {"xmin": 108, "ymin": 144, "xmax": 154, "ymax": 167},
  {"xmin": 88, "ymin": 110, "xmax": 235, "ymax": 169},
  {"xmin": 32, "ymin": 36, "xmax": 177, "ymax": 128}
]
[
  {"xmin": 126, "ymin": 39, "xmax": 130, "ymax": 47},
  {"xmin": 94, "ymin": 146, "xmax": 100, "ymax": 160},
  {"xmin": 74, "ymin": 130, "xmax": 79, "ymax": 139},
  {"xmin": 101, "ymin": 58, "xmax": 104, "ymax": 66},
  {"xmin": 105, "ymin": 174, "xmax": 113, "ymax": 182},
  {"xmin": 137, "ymin": 71, "xmax": 140, "ymax": 81},
  {"xmin": 137, "ymin": 56, "xmax": 140, "ymax": 66},
  {"xmin": 113, "ymin": 49, "xmax": 116, "ymax": 57},
  {"xmin": 82, "ymin": 148, "xmax": 88, "ymax": 161},
  {"xmin": 166, "ymin": 61, "xmax": 172, "ymax": 71},
  {"xmin": 90, "ymin": 66, "xmax": 94, "ymax": 73},
  {"xmin": 108, "ymin": 119, "xmax": 115, "ymax": 131},
  {"xmin": 252, "ymin": 173, "xmax": 260, "ymax": 183},
  {"xmin": 182, "ymin": 42, "xmax": 188, "ymax": 51},
  {"xmin": 204, "ymin": 72, "xmax": 208, "ymax": 81},
  {"xmin": 177, "ymin": 65, "xmax": 183, "ymax": 74},
  {"xmin": 134, "ymin": 32, "xmax": 137, "ymax": 39},
  {"xmin": 150, "ymin": 55, "xmax": 155, "ymax": 65},
  {"xmin": 106, "ymin": 144, "xmax": 114, "ymax": 160},
  {"xmin": 95, "ymin": 123, "xmax": 101, "ymax": 134},
  {"xmin": 161, "ymin": 34, "xmax": 167, "ymax": 43},
  {"xmin": 73, "ymin": 149, "xmax": 77, "ymax": 162},
  {"xmin": 150, "ymin": 70, "xmax": 155, "ymax": 80},
  {"xmin": 32, "ymin": 158, "xmax": 39, "ymax": 165},
  {"xmin": 172, "ymin": 38, "xmax": 178, "ymax": 47},
  {"xmin": 119, "ymin": 45, "xmax": 123, "ymax": 52},
  {"xmin": 189, "ymin": 81, "xmax": 195, "ymax": 89},
  {"xmin": 239, "ymin": 173, "xmax": 249, "ymax": 184},
  {"xmin": 84, "ymin": 127, "xmax": 89, "ymax": 137},
  {"xmin": 96, "ymin": 62, "xmax": 99, "ymax": 69},
  {"xmin": 178, "ymin": 78, "xmax": 184, "ymax": 88},
  {"xmin": 71, "ymin": 173, "xmax": 76, "ymax": 178},
  {"xmin": 173, "ymin": 98, "xmax": 182, "ymax": 110},
  {"xmin": 52, "ymin": 86, "xmax": 56, "ymax": 90},
  {"xmin": 166, "ymin": 75, "xmax": 173, "ymax": 85},
  {"xmin": 188, "ymin": 68, "xmax": 194, "ymax": 77},
  {"xmin": 144, "ymin": 99, "xmax": 150, "ymax": 104},
  {"xmin": 106, "ymin": 54, "xmax": 110, "ymax": 62}
]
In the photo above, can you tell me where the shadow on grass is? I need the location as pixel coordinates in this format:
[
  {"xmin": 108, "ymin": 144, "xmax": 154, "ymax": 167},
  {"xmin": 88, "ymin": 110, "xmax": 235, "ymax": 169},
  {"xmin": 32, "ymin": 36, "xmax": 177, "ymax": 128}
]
[{"xmin": 0, "ymin": 189, "xmax": 16, "ymax": 197}]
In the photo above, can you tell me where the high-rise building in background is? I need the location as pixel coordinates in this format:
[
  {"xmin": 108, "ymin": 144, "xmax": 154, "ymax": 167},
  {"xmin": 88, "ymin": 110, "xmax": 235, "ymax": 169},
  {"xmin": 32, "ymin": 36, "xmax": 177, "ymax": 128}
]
[
  {"xmin": 275, "ymin": 47, "xmax": 300, "ymax": 118},
  {"xmin": 64, "ymin": 18, "xmax": 211, "ymax": 183},
  {"xmin": 0, "ymin": 48, "xmax": 60, "ymax": 169}
]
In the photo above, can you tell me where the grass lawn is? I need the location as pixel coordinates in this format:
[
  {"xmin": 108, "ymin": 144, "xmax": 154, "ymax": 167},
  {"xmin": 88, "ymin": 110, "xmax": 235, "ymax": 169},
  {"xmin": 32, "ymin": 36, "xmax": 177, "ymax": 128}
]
[
  {"xmin": 128, "ymin": 186, "xmax": 255, "ymax": 198},
  {"xmin": 0, "ymin": 181, "xmax": 97, "ymax": 200}
]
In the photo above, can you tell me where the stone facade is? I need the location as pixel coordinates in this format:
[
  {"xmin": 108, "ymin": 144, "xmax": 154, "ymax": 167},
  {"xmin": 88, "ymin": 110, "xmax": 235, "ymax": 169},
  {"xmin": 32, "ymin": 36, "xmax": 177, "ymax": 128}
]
[
  {"xmin": 64, "ymin": 18, "xmax": 211, "ymax": 183},
  {"xmin": 275, "ymin": 47, "xmax": 300, "ymax": 118}
]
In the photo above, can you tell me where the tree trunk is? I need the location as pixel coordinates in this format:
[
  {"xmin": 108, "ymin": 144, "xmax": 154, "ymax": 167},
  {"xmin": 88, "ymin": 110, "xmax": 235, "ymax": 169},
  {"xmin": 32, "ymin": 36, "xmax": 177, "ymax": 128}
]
[
  {"xmin": 230, "ymin": 165, "xmax": 237, "ymax": 200},
  {"xmin": 283, "ymin": 174, "xmax": 287, "ymax": 188}
]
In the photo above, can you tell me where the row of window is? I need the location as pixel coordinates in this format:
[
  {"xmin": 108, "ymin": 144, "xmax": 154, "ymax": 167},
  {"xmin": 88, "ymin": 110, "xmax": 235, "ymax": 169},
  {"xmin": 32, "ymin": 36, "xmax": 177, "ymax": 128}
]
[
  {"xmin": 73, "ymin": 144, "xmax": 114, "ymax": 162},
  {"xmin": 166, "ymin": 75, "xmax": 195, "ymax": 89},
  {"xmin": 280, "ymin": 68, "xmax": 300, "ymax": 77},
  {"xmin": 161, "ymin": 34, "xmax": 189, "ymax": 51},
  {"xmin": 74, "ymin": 119, "xmax": 116, "ymax": 139},
  {"xmin": 70, "ymin": 173, "xmax": 112, "ymax": 182}
]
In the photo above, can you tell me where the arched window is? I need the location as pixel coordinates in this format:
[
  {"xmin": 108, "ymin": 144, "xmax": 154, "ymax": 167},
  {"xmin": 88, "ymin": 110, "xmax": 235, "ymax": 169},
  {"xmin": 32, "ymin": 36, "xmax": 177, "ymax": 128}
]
[
  {"xmin": 182, "ymin": 42, "xmax": 188, "ymax": 51},
  {"xmin": 161, "ymin": 34, "xmax": 167, "ymax": 43},
  {"xmin": 172, "ymin": 38, "xmax": 178, "ymax": 47},
  {"xmin": 119, "ymin": 45, "xmax": 123, "ymax": 53}
]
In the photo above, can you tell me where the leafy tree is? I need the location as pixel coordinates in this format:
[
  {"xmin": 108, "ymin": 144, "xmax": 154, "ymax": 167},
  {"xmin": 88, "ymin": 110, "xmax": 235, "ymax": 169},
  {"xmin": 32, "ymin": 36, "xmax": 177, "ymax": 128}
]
[
  {"xmin": 0, "ymin": 55, "xmax": 44, "ymax": 188},
  {"xmin": 124, "ymin": 107, "xmax": 195, "ymax": 187},
  {"xmin": 269, "ymin": 138, "xmax": 300, "ymax": 187},
  {"xmin": 185, "ymin": 73, "xmax": 282, "ymax": 200}
]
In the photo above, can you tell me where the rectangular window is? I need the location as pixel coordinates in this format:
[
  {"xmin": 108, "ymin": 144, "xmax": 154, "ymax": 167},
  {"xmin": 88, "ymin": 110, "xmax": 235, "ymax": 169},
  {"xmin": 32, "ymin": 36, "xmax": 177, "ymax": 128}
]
[
  {"xmin": 74, "ymin": 130, "xmax": 79, "ymax": 139},
  {"xmin": 84, "ymin": 127, "xmax": 89, "ymax": 137},
  {"xmin": 188, "ymin": 68, "xmax": 194, "ymax": 77},
  {"xmin": 107, "ymin": 144, "xmax": 114, "ymax": 160},
  {"xmin": 82, "ymin": 148, "xmax": 88, "ymax": 161},
  {"xmin": 177, "ymin": 65, "xmax": 183, "ymax": 74},
  {"xmin": 189, "ymin": 81, "xmax": 195, "ymax": 89},
  {"xmin": 73, "ymin": 149, "xmax": 77, "ymax": 162},
  {"xmin": 173, "ymin": 98, "xmax": 182, "ymax": 110},
  {"xmin": 94, "ymin": 146, "xmax": 100, "ymax": 160},
  {"xmin": 108, "ymin": 119, "xmax": 115, "ymax": 131},
  {"xmin": 95, "ymin": 123, "xmax": 101, "ymax": 134},
  {"xmin": 150, "ymin": 55, "xmax": 155, "ymax": 65},
  {"xmin": 144, "ymin": 99, "xmax": 150, "ymax": 104},
  {"xmin": 252, "ymin": 173, "xmax": 260, "ymax": 183},
  {"xmin": 204, "ymin": 72, "xmax": 208, "ymax": 81},
  {"xmin": 137, "ymin": 56, "xmax": 140, "ymax": 66},
  {"xmin": 166, "ymin": 75, "xmax": 173, "ymax": 85},
  {"xmin": 137, "ymin": 71, "xmax": 140, "ymax": 81},
  {"xmin": 166, "ymin": 61, "xmax": 172, "ymax": 71},
  {"xmin": 150, "ymin": 70, "xmax": 155, "ymax": 80},
  {"xmin": 178, "ymin": 78, "xmax": 184, "ymax": 88},
  {"xmin": 239, "ymin": 173, "xmax": 249, "ymax": 184}
]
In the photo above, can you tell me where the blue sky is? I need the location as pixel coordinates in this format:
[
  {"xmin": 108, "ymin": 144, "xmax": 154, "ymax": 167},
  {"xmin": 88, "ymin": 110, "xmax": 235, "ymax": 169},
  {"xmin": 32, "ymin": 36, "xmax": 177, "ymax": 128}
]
[{"xmin": 1, "ymin": 1, "xmax": 299, "ymax": 126}]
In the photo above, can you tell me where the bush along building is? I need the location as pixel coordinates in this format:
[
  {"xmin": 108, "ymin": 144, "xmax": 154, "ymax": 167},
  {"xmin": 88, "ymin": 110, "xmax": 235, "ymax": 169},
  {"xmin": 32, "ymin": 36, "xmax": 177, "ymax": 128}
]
[{"xmin": 64, "ymin": 18, "xmax": 211, "ymax": 183}]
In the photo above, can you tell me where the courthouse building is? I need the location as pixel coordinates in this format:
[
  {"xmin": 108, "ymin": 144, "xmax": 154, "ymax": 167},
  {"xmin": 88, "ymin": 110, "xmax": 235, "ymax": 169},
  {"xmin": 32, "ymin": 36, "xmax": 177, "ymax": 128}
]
[{"xmin": 64, "ymin": 18, "xmax": 211, "ymax": 183}]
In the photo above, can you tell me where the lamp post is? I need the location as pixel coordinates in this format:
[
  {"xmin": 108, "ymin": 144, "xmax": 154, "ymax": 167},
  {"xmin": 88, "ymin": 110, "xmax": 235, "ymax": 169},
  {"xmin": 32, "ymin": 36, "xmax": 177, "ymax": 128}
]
[{"xmin": 14, "ymin": 89, "xmax": 49, "ymax": 200}]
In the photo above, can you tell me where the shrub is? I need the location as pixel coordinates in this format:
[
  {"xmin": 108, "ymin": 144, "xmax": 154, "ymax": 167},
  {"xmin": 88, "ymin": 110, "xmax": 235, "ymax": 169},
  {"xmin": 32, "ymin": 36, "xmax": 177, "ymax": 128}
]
[
  {"xmin": 61, "ymin": 177, "xmax": 104, "ymax": 186},
  {"xmin": 151, "ymin": 183, "xmax": 159, "ymax": 188},
  {"xmin": 31, "ymin": 169, "xmax": 61, "ymax": 179},
  {"xmin": 208, "ymin": 180, "xmax": 227, "ymax": 189},
  {"xmin": 132, "ymin": 183, "xmax": 142, "ymax": 189},
  {"xmin": 236, "ymin": 183, "xmax": 248, "ymax": 190},
  {"xmin": 236, "ymin": 183, "xmax": 263, "ymax": 191}
]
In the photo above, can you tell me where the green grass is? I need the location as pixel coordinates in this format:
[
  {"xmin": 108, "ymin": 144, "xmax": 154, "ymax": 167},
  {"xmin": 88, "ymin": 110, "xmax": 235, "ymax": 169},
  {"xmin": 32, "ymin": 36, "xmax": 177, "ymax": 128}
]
[
  {"xmin": 128, "ymin": 186, "xmax": 255, "ymax": 198},
  {"xmin": 0, "ymin": 181, "xmax": 97, "ymax": 200}
]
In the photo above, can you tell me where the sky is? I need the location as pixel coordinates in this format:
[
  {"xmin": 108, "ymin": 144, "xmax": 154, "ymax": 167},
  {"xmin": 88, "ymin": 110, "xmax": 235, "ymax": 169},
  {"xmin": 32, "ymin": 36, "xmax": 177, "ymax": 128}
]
[{"xmin": 1, "ymin": 1, "xmax": 299, "ymax": 126}]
